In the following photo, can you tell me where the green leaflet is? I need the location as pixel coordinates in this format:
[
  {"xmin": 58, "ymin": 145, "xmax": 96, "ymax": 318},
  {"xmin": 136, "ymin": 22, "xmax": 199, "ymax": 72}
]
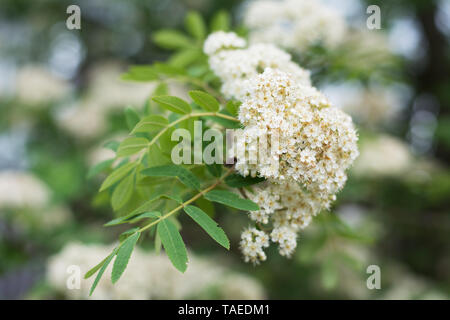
[
  {"xmin": 131, "ymin": 115, "xmax": 168, "ymax": 134},
  {"xmin": 206, "ymin": 163, "xmax": 222, "ymax": 178},
  {"xmin": 141, "ymin": 165, "xmax": 200, "ymax": 190},
  {"xmin": 152, "ymin": 96, "xmax": 191, "ymax": 114},
  {"xmin": 169, "ymin": 49, "xmax": 203, "ymax": 68},
  {"xmin": 111, "ymin": 174, "xmax": 134, "ymax": 211},
  {"xmin": 121, "ymin": 65, "xmax": 158, "ymax": 82},
  {"xmin": 117, "ymin": 137, "xmax": 149, "ymax": 157},
  {"xmin": 224, "ymin": 174, "xmax": 265, "ymax": 188},
  {"xmin": 105, "ymin": 209, "xmax": 161, "ymax": 227},
  {"xmin": 189, "ymin": 90, "xmax": 219, "ymax": 112},
  {"xmin": 85, "ymin": 254, "xmax": 110, "ymax": 279},
  {"xmin": 100, "ymin": 162, "xmax": 136, "ymax": 192},
  {"xmin": 153, "ymin": 29, "xmax": 192, "ymax": 49},
  {"xmin": 157, "ymin": 219, "xmax": 188, "ymax": 273},
  {"xmin": 184, "ymin": 205, "xmax": 229, "ymax": 249},
  {"xmin": 147, "ymin": 144, "xmax": 171, "ymax": 167},
  {"xmin": 111, "ymin": 232, "xmax": 140, "ymax": 283},
  {"xmin": 211, "ymin": 10, "xmax": 230, "ymax": 32},
  {"xmin": 119, "ymin": 227, "xmax": 140, "ymax": 242},
  {"xmin": 88, "ymin": 249, "xmax": 117, "ymax": 296},
  {"xmin": 185, "ymin": 11, "xmax": 206, "ymax": 40},
  {"xmin": 125, "ymin": 107, "xmax": 140, "ymax": 131},
  {"xmin": 87, "ymin": 159, "xmax": 114, "ymax": 179},
  {"xmin": 204, "ymin": 190, "xmax": 259, "ymax": 211},
  {"xmin": 225, "ymin": 100, "xmax": 240, "ymax": 117},
  {"xmin": 104, "ymin": 140, "xmax": 120, "ymax": 152}
]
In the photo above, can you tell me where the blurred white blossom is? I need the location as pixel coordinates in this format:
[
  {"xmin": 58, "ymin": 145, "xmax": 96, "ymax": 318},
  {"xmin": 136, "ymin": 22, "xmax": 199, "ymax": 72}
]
[
  {"xmin": 352, "ymin": 135, "xmax": 412, "ymax": 177},
  {"xmin": 244, "ymin": 0, "xmax": 347, "ymax": 52},
  {"xmin": 0, "ymin": 170, "xmax": 50, "ymax": 209},
  {"xmin": 47, "ymin": 242, "xmax": 266, "ymax": 299},
  {"xmin": 15, "ymin": 65, "xmax": 71, "ymax": 106}
]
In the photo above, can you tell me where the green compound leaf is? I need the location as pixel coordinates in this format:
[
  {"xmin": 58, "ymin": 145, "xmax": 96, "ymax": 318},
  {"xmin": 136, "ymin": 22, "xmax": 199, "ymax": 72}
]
[
  {"xmin": 189, "ymin": 90, "xmax": 220, "ymax": 112},
  {"xmin": 116, "ymin": 137, "xmax": 149, "ymax": 157},
  {"xmin": 157, "ymin": 219, "xmax": 188, "ymax": 273},
  {"xmin": 100, "ymin": 162, "xmax": 136, "ymax": 192},
  {"xmin": 111, "ymin": 174, "xmax": 134, "ymax": 211},
  {"xmin": 131, "ymin": 115, "xmax": 168, "ymax": 134},
  {"xmin": 224, "ymin": 174, "xmax": 265, "ymax": 188},
  {"xmin": 204, "ymin": 190, "xmax": 259, "ymax": 211},
  {"xmin": 184, "ymin": 205, "xmax": 229, "ymax": 249},
  {"xmin": 141, "ymin": 165, "xmax": 200, "ymax": 190},
  {"xmin": 152, "ymin": 96, "xmax": 192, "ymax": 114},
  {"xmin": 111, "ymin": 232, "xmax": 140, "ymax": 284}
]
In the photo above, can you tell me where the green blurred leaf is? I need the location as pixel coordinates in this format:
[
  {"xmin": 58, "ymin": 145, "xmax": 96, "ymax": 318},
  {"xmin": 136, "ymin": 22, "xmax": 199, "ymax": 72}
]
[
  {"xmin": 125, "ymin": 107, "xmax": 140, "ymax": 131},
  {"xmin": 121, "ymin": 65, "xmax": 158, "ymax": 82},
  {"xmin": 169, "ymin": 49, "xmax": 203, "ymax": 68},
  {"xmin": 104, "ymin": 140, "xmax": 120, "ymax": 152},
  {"xmin": 211, "ymin": 10, "xmax": 230, "ymax": 31},
  {"xmin": 87, "ymin": 159, "xmax": 114, "ymax": 179},
  {"xmin": 153, "ymin": 29, "xmax": 192, "ymax": 49},
  {"xmin": 185, "ymin": 11, "xmax": 206, "ymax": 40}
]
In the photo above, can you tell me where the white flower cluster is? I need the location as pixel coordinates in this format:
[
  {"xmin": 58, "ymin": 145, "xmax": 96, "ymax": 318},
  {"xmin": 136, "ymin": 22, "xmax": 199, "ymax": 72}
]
[
  {"xmin": 47, "ymin": 242, "xmax": 266, "ymax": 299},
  {"xmin": 205, "ymin": 33, "xmax": 358, "ymax": 264},
  {"xmin": 238, "ymin": 68, "xmax": 359, "ymax": 198},
  {"xmin": 204, "ymin": 32, "xmax": 311, "ymax": 100},
  {"xmin": 241, "ymin": 181, "xmax": 322, "ymax": 259},
  {"xmin": 243, "ymin": 0, "xmax": 347, "ymax": 52},
  {"xmin": 239, "ymin": 227, "xmax": 270, "ymax": 264}
]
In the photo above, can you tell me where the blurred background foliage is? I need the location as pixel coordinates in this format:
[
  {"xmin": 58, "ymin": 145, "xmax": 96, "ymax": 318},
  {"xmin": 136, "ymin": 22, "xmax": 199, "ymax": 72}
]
[{"xmin": 0, "ymin": 0, "xmax": 449, "ymax": 299}]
